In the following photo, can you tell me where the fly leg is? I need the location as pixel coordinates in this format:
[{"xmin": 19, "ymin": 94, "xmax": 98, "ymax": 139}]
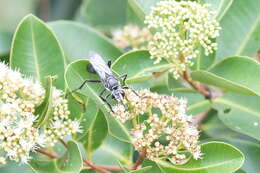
[
  {"xmin": 122, "ymin": 86, "xmax": 139, "ymax": 97},
  {"xmin": 99, "ymin": 89, "xmax": 114, "ymax": 113},
  {"xmin": 65, "ymin": 79, "xmax": 101, "ymax": 98},
  {"xmin": 72, "ymin": 79, "xmax": 101, "ymax": 93},
  {"xmin": 119, "ymin": 74, "xmax": 127, "ymax": 86}
]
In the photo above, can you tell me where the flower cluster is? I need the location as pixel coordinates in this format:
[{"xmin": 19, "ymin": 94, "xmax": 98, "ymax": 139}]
[
  {"xmin": 145, "ymin": 0, "xmax": 221, "ymax": 78},
  {"xmin": 112, "ymin": 89, "xmax": 201, "ymax": 164},
  {"xmin": 0, "ymin": 63, "xmax": 80, "ymax": 164},
  {"xmin": 43, "ymin": 88, "xmax": 81, "ymax": 146},
  {"xmin": 112, "ymin": 25, "xmax": 152, "ymax": 50}
]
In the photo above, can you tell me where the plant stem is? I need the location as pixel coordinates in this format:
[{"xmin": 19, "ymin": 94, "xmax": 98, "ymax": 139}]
[
  {"xmin": 132, "ymin": 151, "xmax": 147, "ymax": 170},
  {"xmin": 83, "ymin": 160, "xmax": 111, "ymax": 173},
  {"xmin": 35, "ymin": 148, "xmax": 59, "ymax": 158},
  {"xmin": 183, "ymin": 70, "xmax": 211, "ymax": 99},
  {"xmin": 192, "ymin": 111, "xmax": 209, "ymax": 126}
]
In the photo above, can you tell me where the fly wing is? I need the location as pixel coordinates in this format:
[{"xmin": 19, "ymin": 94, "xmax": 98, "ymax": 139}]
[{"xmin": 88, "ymin": 51, "xmax": 113, "ymax": 80}]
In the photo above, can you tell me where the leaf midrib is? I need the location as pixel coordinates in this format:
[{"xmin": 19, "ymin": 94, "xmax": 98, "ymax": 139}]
[
  {"xmin": 30, "ymin": 18, "xmax": 41, "ymax": 81},
  {"xmin": 214, "ymin": 98, "xmax": 260, "ymax": 118}
]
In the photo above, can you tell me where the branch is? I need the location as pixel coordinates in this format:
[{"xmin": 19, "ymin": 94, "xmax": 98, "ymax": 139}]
[
  {"xmin": 35, "ymin": 148, "xmax": 59, "ymax": 158},
  {"xmin": 59, "ymin": 139, "xmax": 111, "ymax": 173},
  {"xmin": 132, "ymin": 151, "xmax": 147, "ymax": 170},
  {"xmin": 192, "ymin": 111, "xmax": 209, "ymax": 126},
  {"xmin": 183, "ymin": 70, "xmax": 211, "ymax": 99},
  {"xmin": 83, "ymin": 160, "xmax": 111, "ymax": 173}
]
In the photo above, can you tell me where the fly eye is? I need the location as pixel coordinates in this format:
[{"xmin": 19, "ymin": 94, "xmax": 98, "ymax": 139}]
[{"xmin": 87, "ymin": 64, "xmax": 96, "ymax": 74}]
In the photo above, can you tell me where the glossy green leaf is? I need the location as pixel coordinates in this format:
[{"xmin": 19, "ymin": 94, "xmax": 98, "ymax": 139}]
[
  {"xmin": 30, "ymin": 160, "xmax": 58, "ymax": 173},
  {"xmin": 65, "ymin": 59, "xmax": 131, "ymax": 142},
  {"xmin": 112, "ymin": 50, "xmax": 170, "ymax": 88},
  {"xmin": 92, "ymin": 135, "xmax": 133, "ymax": 165},
  {"xmin": 129, "ymin": 166, "xmax": 152, "ymax": 173},
  {"xmin": 218, "ymin": 139, "xmax": 260, "ymax": 173},
  {"xmin": 142, "ymin": 159, "xmax": 163, "ymax": 173},
  {"xmin": 81, "ymin": 0, "xmax": 127, "ymax": 27},
  {"xmin": 31, "ymin": 141, "xmax": 83, "ymax": 173},
  {"xmin": 216, "ymin": 0, "xmax": 260, "ymax": 59},
  {"xmin": 167, "ymin": 73, "xmax": 187, "ymax": 91},
  {"xmin": 35, "ymin": 76, "xmax": 54, "ymax": 128},
  {"xmin": 204, "ymin": 0, "xmax": 234, "ymax": 21},
  {"xmin": 83, "ymin": 110, "xmax": 108, "ymax": 154},
  {"xmin": 0, "ymin": 162, "xmax": 33, "ymax": 173},
  {"xmin": 10, "ymin": 14, "xmax": 66, "ymax": 89},
  {"xmin": 56, "ymin": 141, "xmax": 83, "ymax": 173},
  {"xmin": 213, "ymin": 93, "xmax": 260, "ymax": 141},
  {"xmin": 200, "ymin": 109, "xmax": 252, "ymax": 140},
  {"xmin": 0, "ymin": 30, "xmax": 12, "ymax": 55},
  {"xmin": 191, "ymin": 56, "xmax": 260, "ymax": 96},
  {"xmin": 75, "ymin": 99, "xmax": 99, "ymax": 140},
  {"xmin": 128, "ymin": 0, "xmax": 159, "ymax": 21},
  {"xmin": 157, "ymin": 141, "xmax": 244, "ymax": 173},
  {"xmin": 49, "ymin": 21, "xmax": 122, "ymax": 62}
]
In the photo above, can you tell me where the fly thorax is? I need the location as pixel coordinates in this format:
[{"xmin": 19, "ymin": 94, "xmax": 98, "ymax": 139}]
[{"xmin": 106, "ymin": 76, "xmax": 119, "ymax": 90}]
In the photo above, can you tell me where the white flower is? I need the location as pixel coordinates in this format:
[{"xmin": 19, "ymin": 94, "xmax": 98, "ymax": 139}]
[
  {"xmin": 145, "ymin": 0, "xmax": 221, "ymax": 78},
  {"xmin": 0, "ymin": 157, "xmax": 6, "ymax": 165},
  {"xmin": 0, "ymin": 62, "xmax": 80, "ymax": 164}
]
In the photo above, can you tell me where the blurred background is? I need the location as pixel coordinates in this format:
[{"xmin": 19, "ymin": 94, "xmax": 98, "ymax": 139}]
[{"xmin": 0, "ymin": 0, "xmax": 142, "ymax": 63}]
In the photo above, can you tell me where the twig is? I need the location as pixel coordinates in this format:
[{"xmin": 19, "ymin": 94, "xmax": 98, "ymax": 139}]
[
  {"xmin": 183, "ymin": 70, "xmax": 211, "ymax": 99},
  {"xmin": 132, "ymin": 151, "xmax": 147, "ymax": 170},
  {"xmin": 59, "ymin": 139, "xmax": 111, "ymax": 173},
  {"xmin": 192, "ymin": 111, "xmax": 209, "ymax": 126},
  {"xmin": 35, "ymin": 148, "xmax": 59, "ymax": 159},
  {"xmin": 59, "ymin": 139, "xmax": 68, "ymax": 148},
  {"xmin": 83, "ymin": 160, "xmax": 111, "ymax": 173}
]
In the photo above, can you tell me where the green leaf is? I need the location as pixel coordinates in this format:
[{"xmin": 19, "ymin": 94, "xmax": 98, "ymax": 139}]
[
  {"xmin": 112, "ymin": 50, "xmax": 170, "ymax": 88},
  {"xmin": 142, "ymin": 159, "xmax": 163, "ymax": 173},
  {"xmin": 56, "ymin": 141, "xmax": 83, "ymax": 173},
  {"xmin": 31, "ymin": 141, "xmax": 83, "ymax": 173},
  {"xmin": 216, "ymin": 0, "xmax": 260, "ymax": 59},
  {"xmin": 157, "ymin": 141, "xmax": 244, "ymax": 173},
  {"xmin": 30, "ymin": 160, "xmax": 58, "ymax": 173},
  {"xmin": 81, "ymin": 0, "xmax": 127, "ymax": 27},
  {"xmin": 75, "ymin": 99, "xmax": 99, "ymax": 140},
  {"xmin": 128, "ymin": 0, "xmax": 160, "ymax": 21},
  {"xmin": 191, "ymin": 56, "xmax": 260, "ymax": 96},
  {"xmin": 129, "ymin": 166, "xmax": 152, "ymax": 173},
  {"xmin": 0, "ymin": 162, "xmax": 33, "ymax": 173},
  {"xmin": 49, "ymin": 21, "xmax": 122, "ymax": 62},
  {"xmin": 92, "ymin": 135, "xmax": 133, "ymax": 165},
  {"xmin": 219, "ymin": 139, "xmax": 260, "ymax": 173},
  {"xmin": 10, "ymin": 14, "xmax": 66, "ymax": 89},
  {"xmin": 213, "ymin": 93, "xmax": 260, "ymax": 141},
  {"xmin": 0, "ymin": 30, "xmax": 12, "ymax": 56},
  {"xmin": 65, "ymin": 59, "xmax": 131, "ymax": 142},
  {"xmin": 83, "ymin": 110, "xmax": 108, "ymax": 154},
  {"xmin": 204, "ymin": 0, "xmax": 234, "ymax": 21},
  {"xmin": 35, "ymin": 76, "xmax": 54, "ymax": 128},
  {"xmin": 200, "ymin": 109, "xmax": 252, "ymax": 140}
]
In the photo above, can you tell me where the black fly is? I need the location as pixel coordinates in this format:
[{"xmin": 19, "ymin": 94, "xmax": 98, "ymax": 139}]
[{"xmin": 73, "ymin": 51, "xmax": 136, "ymax": 112}]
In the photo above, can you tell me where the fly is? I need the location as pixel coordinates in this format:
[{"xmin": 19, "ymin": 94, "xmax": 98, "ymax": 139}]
[{"xmin": 73, "ymin": 51, "xmax": 137, "ymax": 112}]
